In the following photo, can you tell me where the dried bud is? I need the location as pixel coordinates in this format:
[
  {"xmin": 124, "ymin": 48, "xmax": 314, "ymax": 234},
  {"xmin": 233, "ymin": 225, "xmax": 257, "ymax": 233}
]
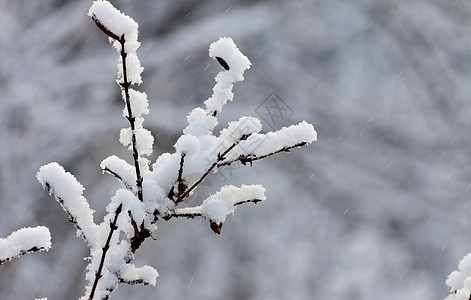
[
  {"xmin": 215, "ymin": 57, "xmax": 230, "ymax": 70},
  {"xmin": 91, "ymin": 15, "xmax": 120, "ymax": 40},
  {"xmin": 210, "ymin": 221, "xmax": 223, "ymax": 235}
]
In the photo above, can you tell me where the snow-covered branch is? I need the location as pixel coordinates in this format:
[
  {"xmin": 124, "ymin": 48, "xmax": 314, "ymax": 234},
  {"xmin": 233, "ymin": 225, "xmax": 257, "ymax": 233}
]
[
  {"xmin": 173, "ymin": 185, "xmax": 266, "ymax": 234},
  {"xmin": 37, "ymin": 1, "xmax": 316, "ymax": 299},
  {"xmin": 37, "ymin": 162, "xmax": 98, "ymax": 246},
  {"xmin": 0, "ymin": 226, "xmax": 51, "ymax": 265}
]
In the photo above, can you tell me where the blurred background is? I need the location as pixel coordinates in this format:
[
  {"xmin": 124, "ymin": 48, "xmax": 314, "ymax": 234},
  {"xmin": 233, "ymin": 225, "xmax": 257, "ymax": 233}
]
[{"xmin": 1, "ymin": 0, "xmax": 471, "ymax": 299}]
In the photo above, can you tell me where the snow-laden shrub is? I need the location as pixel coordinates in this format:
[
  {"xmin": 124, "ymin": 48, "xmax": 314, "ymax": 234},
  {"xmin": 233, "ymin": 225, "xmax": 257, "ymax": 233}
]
[{"xmin": 36, "ymin": 1, "xmax": 316, "ymax": 299}]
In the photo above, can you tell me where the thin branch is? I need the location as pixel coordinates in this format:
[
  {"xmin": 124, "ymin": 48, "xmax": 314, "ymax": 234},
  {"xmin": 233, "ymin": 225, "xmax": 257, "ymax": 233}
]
[
  {"xmin": 91, "ymin": 15, "xmax": 120, "ymax": 40},
  {"xmin": 170, "ymin": 198, "xmax": 262, "ymax": 219},
  {"xmin": 0, "ymin": 246, "xmax": 48, "ymax": 266},
  {"xmin": 89, "ymin": 204, "xmax": 123, "ymax": 300},
  {"xmin": 179, "ymin": 138, "xmax": 247, "ymax": 201},
  {"xmin": 218, "ymin": 142, "xmax": 308, "ymax": 168},
  {"xmin": 118, "ymin": 278, "xmax": 148, "ymax": 285},
  {"xmin": 103, "ymin": 167, "xmax": 135, "ymax": 192},
  {"xmin": 129, "ymin": 211, "xmax": 150, "ymax": 253},
  {"xmin": 175, "ymin": 152, "xmax": 186, "ymax": 204},
  {"xmin": 119, "ymin": 35, "xmax": 144, "ymax": 203},
  {"xmin": 44, "ymin": 182, "xmax": 91, "ymax": 245},
  {"xmin": 171, "ymin": 212, "xmax": 202, "ymax": 219},
  {"xmin": 234, "ymin": 198, "xmax": 263, "ymax": 206}
]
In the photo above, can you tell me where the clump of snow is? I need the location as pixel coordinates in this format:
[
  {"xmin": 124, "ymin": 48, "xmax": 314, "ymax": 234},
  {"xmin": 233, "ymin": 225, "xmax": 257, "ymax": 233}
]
[
  {"xmin": 134, "ymin": 128, "xmax": 154, "ymax": 156},
  {"xmin": 88, "ymin": 0, "xmax": 143, "ymax": 84},
  {"xmin": 222, "ymin": 121, "xmax": 317, "ymax": 161},
  {"xmin": 0, "ymin": 226, "xmax": 51, "ymax": 263},
  {"xmin": 204, "ymin": 37, "xmax": 251, "ymax": 114},
  {"xmin": 219, "ymin": 116, "xmax": 262, "ymax": 144},
  {"xmin": 124, "ymin": 89, "xmax": 149, "ymax": 118},
  {"xmin": 201, "ymin": 184, "xmax": 266, "ymax": 223},
  {"xmin": 445, "ymin": 253, "xmax": 471, "ymax": 299},
  {"xmin": 174, "ymin": 134, "xmax": 200, "ymax": 155},
  {"xmin": 120, "ymin": 263, "xmax": 159, "ymax": 286},
  {"xmin": 101, "ymin": 155, "xmax": 136, "ymax": 191},
  {"xmin": 37, "ymin": 163, "xmax": 98, "ymax": 246},
  {"xmin": 88, "ymin": 1, "xmax": 138, "ymax": 39},
  {"xmin": 174, "ymin": 185, "xmax": 266, "ymax": 225},
  {"xmin": 183, "ymin": 108, "xmax": 218, "ymax": 136}
]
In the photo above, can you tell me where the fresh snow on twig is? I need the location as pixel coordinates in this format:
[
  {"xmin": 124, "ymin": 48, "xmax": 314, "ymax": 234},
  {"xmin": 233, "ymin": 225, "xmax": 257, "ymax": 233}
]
[
  {"xmin": 205, "ymin": 37, "xmax": 251, "ymax": 114},
  {"xmin": 175, "ymin": 184, "xmax": 266, "ymax": 224},
  {"xmin": 0, "ymin": 226, "xmax": 51, "ymax": 265},
  {"xmin": 87, "ymin": 0, "xmax": 143, "ymax": 84},
  {"xmin": 37, "ymin": 1, "xmax": 316, "ymax": 299},
  {"xmin": 37, "ymin": 163, "xmax": 98, "ymax": 246}
]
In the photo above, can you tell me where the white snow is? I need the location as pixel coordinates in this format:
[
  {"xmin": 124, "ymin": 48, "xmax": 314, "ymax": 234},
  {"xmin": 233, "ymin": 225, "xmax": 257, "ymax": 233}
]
[
  {"xmin": 222, "ymin": 121, "xmax": 317, "ymax": 161},
  {"xmin": 88, "ymin": 1, "xmax": 138, "ymax": 39},
  {"xmin": 183, "ymin": 108, "xmax": 218, "ymax": 136},
  {"xmin": 88, "ymin": 0, "xmax": 143, "ymax": 84},
  {"xmin": 101, "ymin": 155, "xmax": 136, "ymax": 191},
  {"xmin": 219, "ymin": 116, "xmax": 262, "ymax": 144},
  {"xmin": 204, "ymin": 37, "xmax": 251, "ymax": 114},
  {"xmin": 33, "ymin": 3, "xmax": 316, "ymax": 299},
  {"xmin": 134, "ymin": 128, "xmax": 154, "ymax": 156},
  {"xmin": 0, "ymin": 226, "xmax": 51, "ymax": 263},
  {"xmin": 175, "ymin": 185, "xmax": 266, "ymax": 224},
  {"xmin": 446, "ymin": 253, "xmax": 471, "ymax": 299},
  {"xmin": 174, "ymin": 134, "xmax": 201, "ymax": 155},
  {"xmin": 120, "ymin": 263, "xmax": 159, "ymax": 286},
  {"xmin": 37, "ymin": 163, "xmax": 98, "ymax": 246}
]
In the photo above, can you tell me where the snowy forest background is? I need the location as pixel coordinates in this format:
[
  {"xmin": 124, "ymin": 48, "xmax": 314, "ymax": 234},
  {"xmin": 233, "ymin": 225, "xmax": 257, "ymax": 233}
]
[{"xmin": 1, "ymin": 0, "xmax": 470, "ymax": 299}]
